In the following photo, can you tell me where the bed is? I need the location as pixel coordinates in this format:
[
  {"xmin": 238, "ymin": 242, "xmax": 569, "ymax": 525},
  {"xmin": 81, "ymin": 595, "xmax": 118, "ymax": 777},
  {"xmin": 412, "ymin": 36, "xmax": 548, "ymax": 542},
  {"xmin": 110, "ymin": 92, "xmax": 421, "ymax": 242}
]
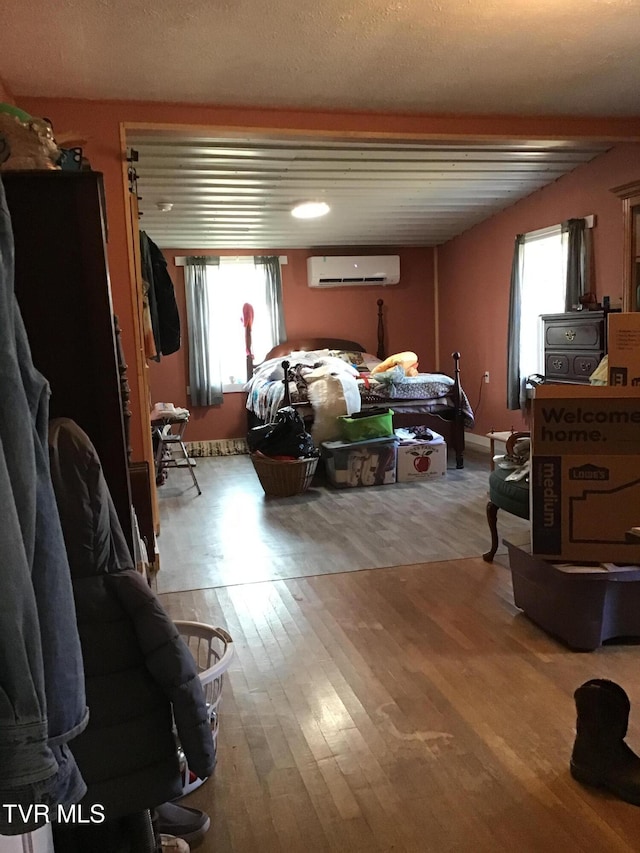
[{"xmin": 244, "ymin": 300, "xmax": 474, "ymax": 468}]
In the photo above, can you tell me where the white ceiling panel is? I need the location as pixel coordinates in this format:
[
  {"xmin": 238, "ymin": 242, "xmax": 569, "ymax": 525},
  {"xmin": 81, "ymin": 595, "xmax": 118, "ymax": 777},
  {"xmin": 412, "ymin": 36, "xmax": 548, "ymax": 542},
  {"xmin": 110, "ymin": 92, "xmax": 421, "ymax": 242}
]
[{"xmin": 128, "ymin": 134, "xmax": 611, "ymax": 249}]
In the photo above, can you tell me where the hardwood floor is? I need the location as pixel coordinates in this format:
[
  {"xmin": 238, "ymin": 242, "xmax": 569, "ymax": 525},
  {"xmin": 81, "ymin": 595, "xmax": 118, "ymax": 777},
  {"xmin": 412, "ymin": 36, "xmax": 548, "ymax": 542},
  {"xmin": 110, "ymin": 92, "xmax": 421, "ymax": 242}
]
[
  {"xmin": 154, "ymin": 447, "xmax": 529, "ymax": 593},
  {"xmin": 156, "ymin": 446, "xmax": 640, "ymax": 851},
  {"xmin": 161, "ymin": 558, "xmax": 640, "ymax": 852}
]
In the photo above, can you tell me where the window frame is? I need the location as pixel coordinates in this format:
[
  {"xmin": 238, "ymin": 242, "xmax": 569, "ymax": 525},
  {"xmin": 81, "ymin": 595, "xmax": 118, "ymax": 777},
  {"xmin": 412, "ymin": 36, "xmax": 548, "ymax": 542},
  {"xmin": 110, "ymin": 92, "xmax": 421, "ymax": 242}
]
[{"xmin": 177, "ymin": 254, "xmax": 286, "ymax": 393}]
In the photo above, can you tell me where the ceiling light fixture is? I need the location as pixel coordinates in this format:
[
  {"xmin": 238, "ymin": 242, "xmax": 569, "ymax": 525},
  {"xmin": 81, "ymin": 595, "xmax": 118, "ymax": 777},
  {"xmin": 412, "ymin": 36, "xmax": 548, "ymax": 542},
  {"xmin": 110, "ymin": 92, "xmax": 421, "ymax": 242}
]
[
  {"xmin": 156, "ymin": 201, "xmax": 174, "ymax": 212},
  {"xmin": 291, "ymin": 201, "xmax": 330, "ymax": 219}
]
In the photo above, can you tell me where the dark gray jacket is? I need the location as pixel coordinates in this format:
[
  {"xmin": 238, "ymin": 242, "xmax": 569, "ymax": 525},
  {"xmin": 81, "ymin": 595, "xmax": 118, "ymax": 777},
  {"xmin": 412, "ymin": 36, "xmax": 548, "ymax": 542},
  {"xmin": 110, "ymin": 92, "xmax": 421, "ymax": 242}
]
[{"xmin": 48, "ymin": 418, "xmax": 215, "ymax": 819}]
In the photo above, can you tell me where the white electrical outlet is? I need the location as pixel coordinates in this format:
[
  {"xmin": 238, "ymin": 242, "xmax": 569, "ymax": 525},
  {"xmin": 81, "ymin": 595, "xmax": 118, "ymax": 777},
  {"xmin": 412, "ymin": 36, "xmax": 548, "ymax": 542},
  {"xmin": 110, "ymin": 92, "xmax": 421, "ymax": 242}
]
[{"xmin": 483, "ymin": 371, "xmax": 490, "ymax": 384}]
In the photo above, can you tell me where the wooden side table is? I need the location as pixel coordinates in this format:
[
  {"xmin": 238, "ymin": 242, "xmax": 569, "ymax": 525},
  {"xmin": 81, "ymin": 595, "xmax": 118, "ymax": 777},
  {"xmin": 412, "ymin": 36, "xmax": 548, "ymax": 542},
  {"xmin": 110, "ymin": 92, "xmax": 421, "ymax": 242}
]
[{"xmin": 486, "ymin": 430, "xmax": 515, "ymax": 470}]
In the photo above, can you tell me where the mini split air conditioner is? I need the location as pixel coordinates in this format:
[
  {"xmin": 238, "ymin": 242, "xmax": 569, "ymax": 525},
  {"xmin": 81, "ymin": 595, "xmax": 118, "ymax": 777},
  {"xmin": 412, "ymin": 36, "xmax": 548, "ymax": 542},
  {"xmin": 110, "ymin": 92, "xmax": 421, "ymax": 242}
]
[{"xmin": 307, "ymin": 255, "xmax": 400, "ymax": 288}]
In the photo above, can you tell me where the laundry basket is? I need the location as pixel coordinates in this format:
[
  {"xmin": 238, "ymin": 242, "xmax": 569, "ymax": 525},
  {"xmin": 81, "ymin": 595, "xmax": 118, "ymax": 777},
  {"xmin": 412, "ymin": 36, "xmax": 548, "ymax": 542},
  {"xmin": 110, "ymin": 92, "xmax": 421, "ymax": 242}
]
[
  {"xmin": 174, "ymin": 620, "xmax": 234, "ymax": 795},
  {"xmin": 250, "ymin": 452, "xmax": 318, "ymax": 497}
]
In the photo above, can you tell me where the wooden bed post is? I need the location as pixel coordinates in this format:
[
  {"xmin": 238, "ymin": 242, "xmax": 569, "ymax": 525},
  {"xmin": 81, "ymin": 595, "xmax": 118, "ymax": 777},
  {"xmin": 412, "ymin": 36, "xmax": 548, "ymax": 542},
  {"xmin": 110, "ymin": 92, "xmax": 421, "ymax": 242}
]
[
  {"xmin": 282, "ymin": 360, "xmax": 292, "ymax": 407},
  {"xmin": 451, "ymin": 351, "xmax": 465, "ymax": 469},
  {"xmin": 376, "ymin": 298, "xmax": 385, "ymax": 360}
]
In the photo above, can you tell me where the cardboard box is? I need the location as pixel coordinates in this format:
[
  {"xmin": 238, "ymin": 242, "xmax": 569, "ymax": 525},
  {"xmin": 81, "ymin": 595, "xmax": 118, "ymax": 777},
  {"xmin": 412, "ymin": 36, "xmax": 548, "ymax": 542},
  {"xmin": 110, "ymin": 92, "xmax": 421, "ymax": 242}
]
[
  {"xmin": 321, "ymin": 437, "xmax": 397, "ymax": 488},
  {"xmin": 608, "ymin": 312, "xmax": 640, "ymax": 388},
  {"xmin": 396, "ymin": 433, "xmax": 447, "ymax": 482},
  {"xmin": 531, "ymin": 385, "xmax": 640, "ymax": 562}
]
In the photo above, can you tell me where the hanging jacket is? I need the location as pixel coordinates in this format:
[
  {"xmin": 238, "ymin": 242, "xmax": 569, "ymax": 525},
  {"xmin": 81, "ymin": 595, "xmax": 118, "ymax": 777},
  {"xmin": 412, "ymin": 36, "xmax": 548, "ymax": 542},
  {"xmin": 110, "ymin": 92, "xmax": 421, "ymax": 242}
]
[
  {"xmin": 140, "ymin": 232, "xmax": 181, "ymax": 357},
  {"xmin": 139, "ymin": 229, "xmax": 160, "ymax": 361},
  {"xmin": 147, "ymin": 234, "xmax": 181, "ymax": 355},
  {"xmin": 48, "ymin": 418, "xmax": 215, "ymax": 820},
  {"xmin": 0, "ymin": 179, "xmax": 88, "ymax": 835}
]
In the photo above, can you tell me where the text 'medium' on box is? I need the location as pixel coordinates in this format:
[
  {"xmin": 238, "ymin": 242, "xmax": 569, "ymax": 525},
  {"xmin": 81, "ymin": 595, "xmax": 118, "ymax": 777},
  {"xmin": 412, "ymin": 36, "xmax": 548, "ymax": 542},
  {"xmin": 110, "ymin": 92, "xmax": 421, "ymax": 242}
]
[{"xmin": 531, "ymin": 385, "xmax": 640, "ymax": 563}]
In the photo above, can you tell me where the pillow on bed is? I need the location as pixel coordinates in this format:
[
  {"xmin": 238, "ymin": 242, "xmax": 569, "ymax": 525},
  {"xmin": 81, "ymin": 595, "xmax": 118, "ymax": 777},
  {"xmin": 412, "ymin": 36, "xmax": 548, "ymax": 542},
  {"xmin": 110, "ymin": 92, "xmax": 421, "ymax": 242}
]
[
  {"xmin": 330, "ymin": 349, "xmax": 366, "ymax": 366},
  {"xmin": 255, "ymin": 349, "xmax": 332, "ymax": 382},
  {"xmin": 361, "ymin": 353, "xmax": 382, "ymax": 371},
  {"xmin": 371, "ymin": 351, "xmax": 419, "ymax": 376},
  {"xmin": 290, "ymin": 348, "xmax": 331, "ymax": 361}
]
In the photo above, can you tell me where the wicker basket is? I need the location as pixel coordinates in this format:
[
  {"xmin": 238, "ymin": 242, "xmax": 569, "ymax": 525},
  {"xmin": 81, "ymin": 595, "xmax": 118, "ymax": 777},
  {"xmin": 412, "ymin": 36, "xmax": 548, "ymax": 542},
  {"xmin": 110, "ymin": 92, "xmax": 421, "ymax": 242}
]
[{"xmin": 250, "ymin": 453, "xmax": 319, "ymax": 497}]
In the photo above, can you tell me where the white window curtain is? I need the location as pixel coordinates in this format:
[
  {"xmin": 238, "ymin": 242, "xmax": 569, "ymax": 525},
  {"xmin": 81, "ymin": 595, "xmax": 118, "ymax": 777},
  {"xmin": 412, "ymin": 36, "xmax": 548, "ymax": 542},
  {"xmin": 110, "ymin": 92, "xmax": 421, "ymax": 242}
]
[{"xmin": 184, "ymin": 256, "xmax": 223, "ymax": 407}]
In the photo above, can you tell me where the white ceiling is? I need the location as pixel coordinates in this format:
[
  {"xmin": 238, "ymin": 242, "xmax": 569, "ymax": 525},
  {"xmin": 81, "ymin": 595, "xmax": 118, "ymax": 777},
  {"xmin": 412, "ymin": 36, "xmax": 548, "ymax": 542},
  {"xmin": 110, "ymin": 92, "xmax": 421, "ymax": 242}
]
[
  {"xmin": 2, "ymin": 0, "xmax": 637, "ymax": 248},
  {"xmin": 2, "ymin": 0, "xmax": 640, "ymax": 115},
  {"xmin": 128, "ymin": 133, "xmax": 611, "ymax": 248}
]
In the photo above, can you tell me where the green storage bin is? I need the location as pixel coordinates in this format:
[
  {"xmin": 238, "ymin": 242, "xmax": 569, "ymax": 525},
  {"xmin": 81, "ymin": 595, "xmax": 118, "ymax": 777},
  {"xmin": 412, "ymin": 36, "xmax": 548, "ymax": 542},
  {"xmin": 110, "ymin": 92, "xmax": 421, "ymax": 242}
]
[{"xmin": 338, "ymin": 409, "xmax": 394, "ymax": 442}]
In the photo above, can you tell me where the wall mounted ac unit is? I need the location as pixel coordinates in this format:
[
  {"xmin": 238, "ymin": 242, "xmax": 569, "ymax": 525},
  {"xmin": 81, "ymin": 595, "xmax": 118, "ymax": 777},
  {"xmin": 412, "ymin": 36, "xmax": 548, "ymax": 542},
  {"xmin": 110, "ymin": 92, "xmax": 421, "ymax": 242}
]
[{"xmin": 307, "ymin": 255, "xmax": 400, "ymax": 287}]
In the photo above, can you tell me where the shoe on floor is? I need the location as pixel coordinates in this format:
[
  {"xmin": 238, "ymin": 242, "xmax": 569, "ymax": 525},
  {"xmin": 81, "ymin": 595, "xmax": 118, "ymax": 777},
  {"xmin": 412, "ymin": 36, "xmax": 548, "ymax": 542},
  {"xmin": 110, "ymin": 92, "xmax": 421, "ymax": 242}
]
[
  {"xmin": 160, "ymin": 835, "xmax": 190, "ymax": 852},
  {"xmin": 155, "ymin": 801, "xmax": 211, "ymax": 844}
]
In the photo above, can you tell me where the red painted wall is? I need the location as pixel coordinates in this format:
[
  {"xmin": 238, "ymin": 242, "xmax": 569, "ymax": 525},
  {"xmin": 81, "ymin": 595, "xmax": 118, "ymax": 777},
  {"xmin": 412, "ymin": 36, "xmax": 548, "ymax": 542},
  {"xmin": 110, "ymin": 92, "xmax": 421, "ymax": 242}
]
[
  {"xmin": 438, "ymin": 142, "xmax": 640, "ymax": 439},
  {"xmin": 0, "ymin": 75, "xmax": 15, "ymax": 105},
  {"xmin": 151, "ymin": 247, "xmax": 434, "ymax": 441}
]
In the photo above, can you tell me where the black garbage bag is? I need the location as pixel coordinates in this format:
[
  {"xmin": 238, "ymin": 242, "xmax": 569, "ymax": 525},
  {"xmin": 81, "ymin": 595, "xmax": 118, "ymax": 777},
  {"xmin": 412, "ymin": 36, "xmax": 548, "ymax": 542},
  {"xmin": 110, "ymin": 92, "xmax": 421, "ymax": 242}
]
[{"xmin": 247, "ymin": 406, "xmax": 318, "ymax": 459}]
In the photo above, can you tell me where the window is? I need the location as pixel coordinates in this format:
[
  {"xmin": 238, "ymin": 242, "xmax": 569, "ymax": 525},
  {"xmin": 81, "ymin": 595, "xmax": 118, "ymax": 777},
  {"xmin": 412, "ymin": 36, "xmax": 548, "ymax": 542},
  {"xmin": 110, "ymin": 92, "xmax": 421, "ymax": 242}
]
[
  {"xmin": 183, "ymin": 254, "xmax": 286, "ymax": 407},
  {"xmin": 519, "ymin": 227, "xmax": 565, "ymax": 378},
  {"xmin": 507, "ymin": 218, "xmax": 589, "ymax": 410},
  {"xmin": 205, "ymin": 257, "xmax": 279, "ymax": 391}
]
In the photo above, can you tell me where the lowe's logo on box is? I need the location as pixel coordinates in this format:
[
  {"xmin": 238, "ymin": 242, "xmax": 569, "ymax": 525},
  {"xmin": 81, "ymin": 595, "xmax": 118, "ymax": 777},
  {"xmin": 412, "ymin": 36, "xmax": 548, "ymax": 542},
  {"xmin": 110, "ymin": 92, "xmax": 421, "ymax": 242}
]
[{"xmin": 569, "ymin": 463, "xmax": 609, "ymax": 481}]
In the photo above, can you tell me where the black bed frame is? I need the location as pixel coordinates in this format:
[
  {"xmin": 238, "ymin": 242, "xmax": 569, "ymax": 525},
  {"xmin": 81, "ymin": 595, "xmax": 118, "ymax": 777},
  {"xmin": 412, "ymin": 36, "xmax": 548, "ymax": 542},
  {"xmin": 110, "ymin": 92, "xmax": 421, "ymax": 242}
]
[{"xmin": 248, "ymin": 299, "xmax": 467, "ymax": 469}]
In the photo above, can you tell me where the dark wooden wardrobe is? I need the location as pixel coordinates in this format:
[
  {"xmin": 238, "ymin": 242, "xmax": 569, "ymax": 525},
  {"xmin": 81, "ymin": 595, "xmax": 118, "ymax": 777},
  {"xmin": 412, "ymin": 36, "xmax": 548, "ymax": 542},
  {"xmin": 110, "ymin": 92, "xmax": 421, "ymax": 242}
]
[{"xmin": 3, "ymin": 170, "xmax": 136, "ymax": 551}]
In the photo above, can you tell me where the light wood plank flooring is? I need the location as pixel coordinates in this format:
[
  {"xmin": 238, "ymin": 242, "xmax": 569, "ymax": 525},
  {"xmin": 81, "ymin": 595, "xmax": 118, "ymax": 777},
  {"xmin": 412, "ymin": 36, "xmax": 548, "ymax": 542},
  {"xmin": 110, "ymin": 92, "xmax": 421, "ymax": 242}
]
[
  {"xmin": 155, "ymin": 447, "xmax": 529, "ymax": 593},
  {"xmin": 156, "ymin": 446, "xmax": 640, "ymax": 851},
  {"xmin": 161, "ymin": 558, "xmax": 640, "ymax": 853}
]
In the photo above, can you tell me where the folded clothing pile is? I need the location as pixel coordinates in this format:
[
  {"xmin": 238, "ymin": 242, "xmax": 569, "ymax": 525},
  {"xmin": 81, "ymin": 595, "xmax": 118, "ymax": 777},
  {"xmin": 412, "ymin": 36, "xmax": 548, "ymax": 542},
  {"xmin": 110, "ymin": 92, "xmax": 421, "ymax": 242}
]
[{"xmin": 150, "ymin": 402, "xmax": 190, "ymax": 421}]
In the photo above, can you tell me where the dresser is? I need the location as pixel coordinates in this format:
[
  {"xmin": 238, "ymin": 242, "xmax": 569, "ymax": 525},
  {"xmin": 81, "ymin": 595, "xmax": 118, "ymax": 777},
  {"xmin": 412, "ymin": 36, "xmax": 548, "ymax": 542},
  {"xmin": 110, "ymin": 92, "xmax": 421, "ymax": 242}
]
[{"xmin": 541, "ymin": 310, "xmax": 605, "ymax": 384}]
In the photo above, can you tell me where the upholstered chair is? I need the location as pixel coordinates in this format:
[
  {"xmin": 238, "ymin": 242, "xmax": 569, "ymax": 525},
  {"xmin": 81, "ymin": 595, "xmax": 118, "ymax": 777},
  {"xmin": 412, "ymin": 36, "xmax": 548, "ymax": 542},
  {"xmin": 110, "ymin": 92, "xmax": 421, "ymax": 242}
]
[{"xmin": 483, "ymin": 431, "xmax": 530, "ymax": 562}]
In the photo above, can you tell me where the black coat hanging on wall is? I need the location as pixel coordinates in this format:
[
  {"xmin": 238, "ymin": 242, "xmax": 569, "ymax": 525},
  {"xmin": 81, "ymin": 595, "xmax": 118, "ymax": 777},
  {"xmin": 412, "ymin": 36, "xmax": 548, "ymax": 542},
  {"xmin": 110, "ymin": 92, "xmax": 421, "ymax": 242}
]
[{"xmin": 140, "ymin": 231, "xmax": 181, "ymax": 359}]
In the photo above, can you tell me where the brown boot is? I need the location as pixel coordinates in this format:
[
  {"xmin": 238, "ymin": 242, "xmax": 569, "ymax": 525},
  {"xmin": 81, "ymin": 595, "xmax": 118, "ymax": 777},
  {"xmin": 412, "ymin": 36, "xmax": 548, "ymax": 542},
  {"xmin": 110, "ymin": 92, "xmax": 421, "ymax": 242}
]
[{"xmin": 570, "ymin": 679, "xmax": 640, "ymax": 805}]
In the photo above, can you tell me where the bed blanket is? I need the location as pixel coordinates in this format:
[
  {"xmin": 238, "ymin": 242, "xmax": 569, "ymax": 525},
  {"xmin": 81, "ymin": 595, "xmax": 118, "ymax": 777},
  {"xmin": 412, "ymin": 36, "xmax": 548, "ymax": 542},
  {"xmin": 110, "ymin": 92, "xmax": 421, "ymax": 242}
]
[{"xmin": 245, "ymin": 352, "xmax": 474, "ymax": 428}]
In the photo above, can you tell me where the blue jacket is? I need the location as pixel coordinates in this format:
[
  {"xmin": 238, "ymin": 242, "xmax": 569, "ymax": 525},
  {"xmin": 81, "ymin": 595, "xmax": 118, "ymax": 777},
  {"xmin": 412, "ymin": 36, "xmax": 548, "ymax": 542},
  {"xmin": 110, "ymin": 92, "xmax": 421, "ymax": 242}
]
[{"xmin": 0, "ymin": 178, "xmax": 88, "ymax": 835}]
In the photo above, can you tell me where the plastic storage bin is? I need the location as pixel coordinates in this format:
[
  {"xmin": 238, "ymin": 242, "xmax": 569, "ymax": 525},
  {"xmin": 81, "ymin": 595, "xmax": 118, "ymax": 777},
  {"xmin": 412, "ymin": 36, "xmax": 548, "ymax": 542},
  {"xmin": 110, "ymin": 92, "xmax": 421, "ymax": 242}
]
[
  {"xmin": 174, "ymin": 621, "xmax": 234, "ymax": 795},
  {"xmin": 338, "ymin": 408, "xmax": 394, "ymax": 442},
  {"xmin": 505, "ymin": 541, "xmax": 640, "ymax": 651},
  {"xmin": 321, "ymin": 436, "xmax": 398, "ymax": 487}
]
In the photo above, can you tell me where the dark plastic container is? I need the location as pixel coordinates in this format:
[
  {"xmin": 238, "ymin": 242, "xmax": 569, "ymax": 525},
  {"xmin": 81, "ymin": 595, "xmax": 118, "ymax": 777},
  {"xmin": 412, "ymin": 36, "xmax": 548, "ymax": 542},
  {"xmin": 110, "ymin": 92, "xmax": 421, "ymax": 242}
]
[{"xmin": 505, "ymin": 540, "xmax": 640, "ymax": 651}]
